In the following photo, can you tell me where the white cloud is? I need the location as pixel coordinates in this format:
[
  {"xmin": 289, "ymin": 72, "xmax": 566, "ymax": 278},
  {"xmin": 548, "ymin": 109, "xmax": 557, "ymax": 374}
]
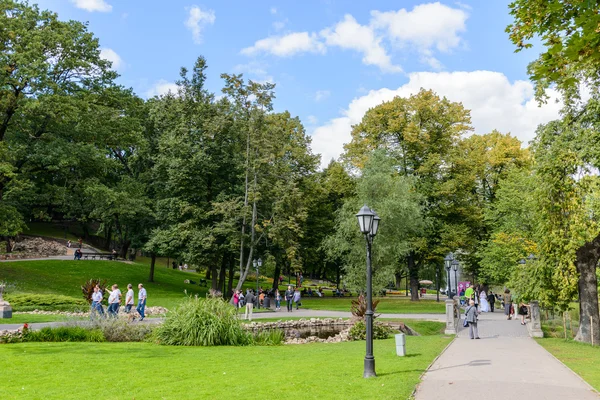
[
  {"xmin": 270, "ymin": 7, "xmax": 277, "ymax": 14},
  {"xmin": 242, "ymin": 4, "xmax": 468, "ymax": 71},
  {"xmin": 321, "ymin": 14, "xmax": 401, "ymax": 73},
  {"xmin": 241, "ymin": 32, "xmax": 326, "ymax": 57},
  {"xmin": 100, "ymin": 48, "xmax": 123, "ymax": 70},
  {"xmin": 233, "ymin": 61, "xmax": 274, "ymax": 84},
  {"xmin": 371, "ymin": 3, "xmax": 468, "ymax": 53},
  {"xmin": 145, "ymin": 80, "xmax": 179, "ymax": 98},
  {"xmin": 185, "ymin": 6, "xmax": 215, "ymax": 44},
  {"xmin": 273, "ymin": 20, "xmax": 287, "ymax": 31},
  {"xmin": 311, "ymin": 70, "xmax": 562, "ymax": 168},
  {"xmin": 314, "ymin": 90, "xmax": 331, "ymax": 102},
  {"xmin": 306, "ymin": 115, "xmax": 319, "ymax": 125},
  {"xmin": 70, "ymin": 0, "xmax": 112, "ymax": 12}
]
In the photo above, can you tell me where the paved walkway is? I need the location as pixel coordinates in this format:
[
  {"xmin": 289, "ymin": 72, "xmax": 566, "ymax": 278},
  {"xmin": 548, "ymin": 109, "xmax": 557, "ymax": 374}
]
[{"xmin": 414, "ymin": 310, "xmax": 599, "ymax": 400}]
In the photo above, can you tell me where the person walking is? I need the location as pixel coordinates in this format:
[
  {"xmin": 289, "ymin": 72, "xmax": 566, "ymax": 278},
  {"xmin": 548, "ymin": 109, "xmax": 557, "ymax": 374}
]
[
  {"xmin": 503, "ymin": 289, "xmax": 512, "ymax": 320},
  {"xmin": 518, "ymin": 301, "xmax": 529, "ymax": 325},
  {"xmin": 244, "ymin": 289, "xmax": 255, "ymax": 321},
  {"xmin": 487, "ymin": 290, "xmax": 495, "ymax": 312},
  {"xmin": 106, "ymin": 284, "xmax": 121, "ymax": 318},
  {"xmin": 233, "ymin": 290, "xmax": 240, "ymax": 310},
  {"xmin": 136, "ymin": 284, "xmax": 147, "ymax": 321},
  {"xmin": 125, "ymin": 284, "xmax": 134, "ymax": 313},
  {"xmin": 293, "ymin": 288, "xmax": 301, "ymax": 310},
  {"xmin": 90, "ymin": 285, "xmax": 104, "ymax": 318},
  {"xmin": 275, "ymin": 289, "xmax": 281, "ymax": 311},
  {"xmin": 465, "ymin": 299, "xmax": 480, "ymax": 339},
  {"xmin": 285, "ymin": 285, "xmax": 294, "ymax": 312},
  {"xmin": 464, "ymin": 284, "xmax": 474, "ymax": 303}
]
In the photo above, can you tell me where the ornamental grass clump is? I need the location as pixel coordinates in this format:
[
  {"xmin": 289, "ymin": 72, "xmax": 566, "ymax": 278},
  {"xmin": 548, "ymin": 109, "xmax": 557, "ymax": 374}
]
[{"xmin": 154, "ymin": 295, "xmax": 250, "ymax": 346}]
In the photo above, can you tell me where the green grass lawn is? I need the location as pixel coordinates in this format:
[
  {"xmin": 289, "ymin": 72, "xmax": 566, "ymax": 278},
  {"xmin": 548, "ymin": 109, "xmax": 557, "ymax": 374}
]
[
  {"xmin": 24, "ymin": 222, "xmax": 80, "ymax": 241},
  {"xmin": 0, "ymin": 335, "xmax": 452, "ymax": 399},
  {"xmin": 536, "ymin": 338, "xmax": 600, "ymax": 391},
  {"xmin": 0, "ymin": 260, "xmax": 207, "ymax": 311},
  {"xmin": 300, "ymin": 297, "xmax": 445, "ymax": 314}
]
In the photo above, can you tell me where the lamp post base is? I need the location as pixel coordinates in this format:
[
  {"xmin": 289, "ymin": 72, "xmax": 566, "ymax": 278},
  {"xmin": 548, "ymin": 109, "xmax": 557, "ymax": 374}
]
[{"xmin": 363, "ymin": 357, "xmax": 376, "ymax": 378}]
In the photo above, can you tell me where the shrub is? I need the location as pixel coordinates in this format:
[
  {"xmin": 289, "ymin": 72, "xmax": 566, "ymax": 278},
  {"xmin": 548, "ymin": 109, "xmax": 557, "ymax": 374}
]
[
  {"xmin": 24, "ymin": 326, "xmax": 105, "ymax": 343},
  {"xmin": 83, "ymin": 319, "xmax": 154, "ymax": 342},
  {"xmin": 348, "ymin": 320, "xmax": 392, "ymax": 341},
  {"xmin": 4, "ymin": 293, "xmax": 87, "ymax": 312},
  {"xmin": 81, "ymin": 279, "xmax": 107, "ymax": 304},
  {"xmin": 154, "ymin": 295, "xmax": 251, "ymax": 346},
  {"xmin": 251, "ymin": 329, "xmax": 284, "ymax": 346},
  {"xmin": 350, "ymin": 294, "xmax": 380, "ymax": 319}
]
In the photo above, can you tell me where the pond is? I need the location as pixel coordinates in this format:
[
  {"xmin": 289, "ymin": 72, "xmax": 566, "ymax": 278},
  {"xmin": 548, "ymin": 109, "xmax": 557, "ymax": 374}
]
[{"xmin": 282, "ymin": 325, "xmax": 346, "ymax": 340}]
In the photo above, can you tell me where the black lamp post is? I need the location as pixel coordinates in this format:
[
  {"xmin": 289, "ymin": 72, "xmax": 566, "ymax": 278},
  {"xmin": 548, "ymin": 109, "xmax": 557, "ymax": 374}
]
[
  {"xmin": 444, "ymin": 253, "xmax": 454, "ymax": 299},
  {"xmin": 452, "ymin": 260, "xmax": 459, "ymax": 297},
  {"xmin": 436, "ymin": 263, "xmax": 440, "ymax": 302},
  {"xmin": 356, "ymin": 205, "xmax": 380, "ymax": 378},
  {"xmin": 253, "ymin": 258, "xmax": 262, "ymax": 306}
]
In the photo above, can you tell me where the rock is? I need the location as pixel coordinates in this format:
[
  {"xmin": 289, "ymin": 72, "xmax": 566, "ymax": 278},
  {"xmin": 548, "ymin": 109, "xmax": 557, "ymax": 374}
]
[{"xmin": 12, "ymin": 237, "xmax": 67, "ymax": 256}]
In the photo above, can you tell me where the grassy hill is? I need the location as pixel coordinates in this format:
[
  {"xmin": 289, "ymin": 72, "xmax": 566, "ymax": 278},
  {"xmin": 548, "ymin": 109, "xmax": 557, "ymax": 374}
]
[{"xmin": 0, "ymin": 260, "xmax": 207, "ymax": 311}]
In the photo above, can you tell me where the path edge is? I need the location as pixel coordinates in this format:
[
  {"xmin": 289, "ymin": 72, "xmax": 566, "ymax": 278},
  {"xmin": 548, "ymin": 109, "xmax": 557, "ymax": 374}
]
[
  {"xmin": 410, "ymin": 334, "xmax": 457, "ymax": 400},
  {"xmin": 532, "ymin": 337, "xmax": 600, "ymax": 396}
]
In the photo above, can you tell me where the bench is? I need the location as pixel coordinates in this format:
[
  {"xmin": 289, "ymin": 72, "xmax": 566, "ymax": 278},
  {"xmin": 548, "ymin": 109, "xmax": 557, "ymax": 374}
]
[{"xmin": 82, "ymin": 253, "xmax": 119, "ymax": 261}]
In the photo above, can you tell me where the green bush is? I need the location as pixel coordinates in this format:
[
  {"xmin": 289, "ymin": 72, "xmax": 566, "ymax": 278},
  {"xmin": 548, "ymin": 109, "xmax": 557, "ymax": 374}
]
[
  {"xmin": 348, "ymin": 320, "xmax": 392, "ymax": 341},
  {"xmin": 5, "ymin": 293, "xmax": 87, "ymax": 312},
  {"xmin": 251, "ymin": 329, "xmax": 284, "ymax": 346},
  {"xmin": 24, "ymin": 326, "xmax": 105, "ymax": 343},
  {"xmin": 82, "ymin": 319, "xmax": 154, "ymax": 342},
  {"xmin": 154, "ymin": 296, "xmax": 251, "ymax": 346}
]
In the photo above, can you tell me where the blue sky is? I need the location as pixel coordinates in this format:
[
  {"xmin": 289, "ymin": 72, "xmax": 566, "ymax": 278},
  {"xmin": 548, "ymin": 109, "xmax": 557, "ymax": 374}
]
[{"xmin": 36, "ymin": 0, "xmax": 559, "ymax": 167}]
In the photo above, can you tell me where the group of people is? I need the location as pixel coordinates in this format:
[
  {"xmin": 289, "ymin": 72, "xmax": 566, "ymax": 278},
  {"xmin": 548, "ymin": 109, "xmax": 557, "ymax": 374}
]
[
  {"xmin": 232, "ymin": 285, "xmax": 302, "ymax": 321},
  {"xmin": 463, "ymin": 286, "xmax": 531, "ymax": 339},
  {"xmin": 90, "ymin": 283, "xmax": 147, "ymax": 321}
]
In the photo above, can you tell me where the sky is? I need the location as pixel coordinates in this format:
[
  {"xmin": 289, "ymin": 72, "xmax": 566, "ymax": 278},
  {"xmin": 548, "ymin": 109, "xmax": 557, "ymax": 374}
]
[{"xmin": 35, "ymin": 0, "xmax": 560, "ymax": 168}]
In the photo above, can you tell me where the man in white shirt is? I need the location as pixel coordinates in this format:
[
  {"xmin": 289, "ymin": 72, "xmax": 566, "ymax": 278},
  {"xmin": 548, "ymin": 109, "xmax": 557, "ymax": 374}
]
[
  {"xmin": 125, "ymin": 284, "xmax": 134, "ymax": 313},
  {"xmin": 136, "ymin": 283, "xmax": 147, "ymax": 321},
  {"xmin": 107, "ymin": 284, "xmax": 121, "ymax": 318},
  {"xmin": 90, "ymin": 285, "xmax": 104, "ymax": 318}
]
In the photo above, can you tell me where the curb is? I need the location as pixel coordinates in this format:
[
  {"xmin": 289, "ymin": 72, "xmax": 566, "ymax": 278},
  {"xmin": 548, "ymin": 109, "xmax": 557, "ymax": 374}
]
[
  {"xmin": 532, "ymin": 337, "xmax": 600, "ymax": 396},
  {"xmin": 410, "ymin": 333, "xmax": 456, "ymax": 400}
]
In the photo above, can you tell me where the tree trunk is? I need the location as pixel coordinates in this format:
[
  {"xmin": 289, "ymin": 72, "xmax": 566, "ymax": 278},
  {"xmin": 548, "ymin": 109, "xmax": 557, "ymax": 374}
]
[
  {"xmin": 235, "ymin": 171, "xmax": 258, "ymax": 290},
  {"xmin": 272, "ymin": 257, "xmax": 281, "ymax": 291},
  {"xmin": 211, "ymin": 262, "xmax": 218, "ymax": 291},
  {"xmin": 120, "ymin": 240, "xmax": 130, "ymax": 259},
  {"xmin": 148, "ymin": 253, "xmax": 156, "ymax": 282},
  {"xmin": 408, "ymin": 252, "xmax": 419, "ymax": 301},
  {"xmin": 227, "ymin": 253, "xmax": 235, "ymax": 295},
  {"xmin": 104, "ymin": 222, "xmax": 112, "ymax": 250},
  {"xmin": 218, "ymin": 253, "xmax": 227, "ymax": 294},
  {"xmin": 205, "ymin": 267, "xmax": 211, "ymax": 280},
  {"xmin": 574, "ymin": 234, "xmax": 600, "ymax": 345}
]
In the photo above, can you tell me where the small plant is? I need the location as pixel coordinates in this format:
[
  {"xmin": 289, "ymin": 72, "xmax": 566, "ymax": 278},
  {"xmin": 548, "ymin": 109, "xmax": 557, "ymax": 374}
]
[
  {"xmin": 251, "ymin": 329, "xmax": 284, "ymax": 345},
  {"xmin": 348, "ymin": 320, "xmax": 392, "ymax": 341},
  {"xmin": 350, "ymin": 293, "xmax": 380, "ymax": 320},
  {"xmin": 81, "ymin": 278, "xmax": 107, "ymax": 304},
  {"xmin": 23, "ymin": 326, "xmax": 105, "ymax": 343},
  {"xmin": 83, "ymin": 318, "xmax": 154, "ymax": 342}
]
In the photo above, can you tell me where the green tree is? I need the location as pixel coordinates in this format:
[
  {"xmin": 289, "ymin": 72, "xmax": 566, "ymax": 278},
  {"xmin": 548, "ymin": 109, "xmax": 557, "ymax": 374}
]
[
  {"xmin": 507, "ymin": 0, "xmax": 600, "ymax": 103},
  {"xmin": 326, "ymin": 150, "xmax": 427, "ymax": 293},
  {"xmin": 343, "ymin": 89, "xmax": 472, "ymax": 299}
]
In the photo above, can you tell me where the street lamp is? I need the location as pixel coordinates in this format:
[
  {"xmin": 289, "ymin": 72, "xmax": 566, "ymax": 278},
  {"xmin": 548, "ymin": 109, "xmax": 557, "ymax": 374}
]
[
  {"xmin": 253, "ymin": 258, "xmax": 262, "ymax": 307},
  {"xmin": 356, "ymin": 205, "xmax": 380, "ymax": 378},
  {"xmin": 452, "ymin": 259, "xmax": 459, "ymax": 298},
  {"xmin": 444, "ymin": 253, "xmax": 454, "ymax": 299}
]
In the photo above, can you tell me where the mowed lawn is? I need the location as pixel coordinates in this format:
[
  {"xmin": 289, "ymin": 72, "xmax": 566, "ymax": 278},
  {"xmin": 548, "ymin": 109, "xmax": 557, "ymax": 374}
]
[
  {"xmin": 300, "ymin": 297, "xmax": 445, "ymax": 314},
  {"xmin": 536, "ymin": 338, "xmax": 600, "ymax": 392},
  {"xmin": 0, "ymin": 335, "xmax": 452, "ymax": 400},
  {"xmin": 0, "ymin": 260, "xmax": 207, "ymax": 310}
]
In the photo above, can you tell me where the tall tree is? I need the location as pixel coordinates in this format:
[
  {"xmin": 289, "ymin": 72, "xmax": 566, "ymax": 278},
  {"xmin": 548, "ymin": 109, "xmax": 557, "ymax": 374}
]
[{"xmin": 343, "ymin": 89, "xmax": 472, "ymax": 299}]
